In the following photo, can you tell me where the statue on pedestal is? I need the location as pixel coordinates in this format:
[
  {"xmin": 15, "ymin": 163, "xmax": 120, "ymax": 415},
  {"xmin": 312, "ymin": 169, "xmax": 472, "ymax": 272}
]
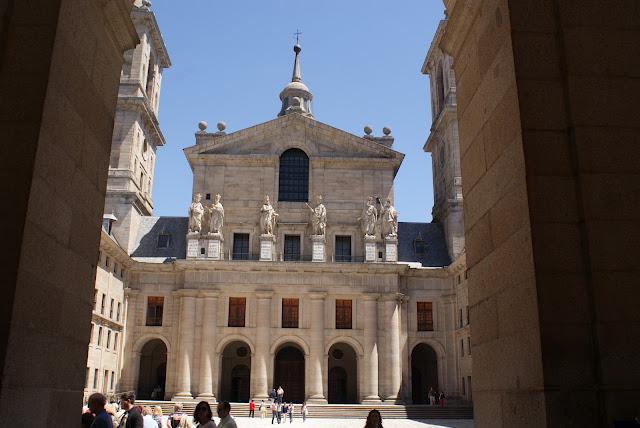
[
  {"xmin": 208, "ymin": 194, "xmax": 224, "ymax": 235},
  {"xmin": 381, "ymin": 198, "xmax": 398, "ymax": 238},
  {"xmin": 188, "ymin": 193, "xmax": 204, "ymax": 233},
  {"xmin": 358, "ymin": 196, "xmax": 378, "ymax": 237},
  {"xmin": 260, "ymin": 195, "xmax": 279, "ymax": 236},
  {"xmin": 305, "ymin": 195, "xmax": 327, "ymax": 236}
]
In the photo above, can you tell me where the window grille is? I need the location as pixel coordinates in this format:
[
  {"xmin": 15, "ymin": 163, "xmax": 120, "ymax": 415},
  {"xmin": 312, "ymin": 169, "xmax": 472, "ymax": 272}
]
[
  {"xmin": 417, "ymin": 301, "xmax": 434, "ymax": 331},
  {"xmin": 335, "ymin": 299, "xmax": 352, "ymax": 329},
  {"xmin": 278, "ymin": 149, "xmax": 309, "ymax": 202}
]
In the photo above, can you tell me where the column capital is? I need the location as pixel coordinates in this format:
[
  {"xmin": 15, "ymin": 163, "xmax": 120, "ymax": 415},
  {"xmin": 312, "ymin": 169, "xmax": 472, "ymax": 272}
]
[
  {"xmin": 380, "ymin": 292, "xmax": 406, "ymax": 303},
  {"xmin": 362, "ymin": 293, "xmax": 381, "ymax": 301},
  {"xmin": 199, "ymin": 290, "xmax": 220, "ymax": 299},
  {"xmin": 173, "ymin": 289, "xmax": 199, "ymax": 298},
  {"xmin": 255, "ymin": 290, "xmax": 274, "ymax": 299},
  {"xmin": 309, "ymin": 291, "xmax": 327, "ymax": 300}
]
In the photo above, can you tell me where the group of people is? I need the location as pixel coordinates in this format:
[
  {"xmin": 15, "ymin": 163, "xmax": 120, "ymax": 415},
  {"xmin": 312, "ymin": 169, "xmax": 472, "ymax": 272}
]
[
  {"xmin": 82, "ymin": 393, "xmax": 237, "ymax": 428},
  {"xmin": 427, "ymin": 387, "xmax": 446, "ymax": 407},
  {"xmin": 244, "ymin": 385, "xmax": 310, "ymax": 424}
]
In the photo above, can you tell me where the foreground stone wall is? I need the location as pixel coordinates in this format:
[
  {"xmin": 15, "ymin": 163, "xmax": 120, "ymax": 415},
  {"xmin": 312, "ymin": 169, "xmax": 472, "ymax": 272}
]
[
  {"xmin": 442, "ymin": 0, "xmax": 640, "ymax": 426},
  {"xmin": 0, "ymin": 0, "xmax": 137, "ymax": 424}
]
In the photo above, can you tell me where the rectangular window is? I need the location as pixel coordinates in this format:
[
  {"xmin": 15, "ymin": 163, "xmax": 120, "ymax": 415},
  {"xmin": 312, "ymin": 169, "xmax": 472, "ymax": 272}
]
[
  {"xmin": 106, "ymin": 330, "xmax": 111, "ymax": 349},
  {"xmin": 282, "ymin": 298, "xmax": 299, "ymax": 328},
  {"xmin": 116, "ymin": 302, "xmax": 121, "ymax": 321},
  {"xmin": 232, "ymin": 233, "xmax": 250, "ymax": 260},
  {"xmin": 146, "ymin": 296, "xmax": 164, "ymax": 326},
  {"xmin": 157, "ymin": 233, "xmax": 171, "ymax": 248},
  {"xmin": 459, "ymin": 308, "xmax": 463, "ymax": 328},
  {"xmin": 103, "ymin": 370, "xmax": 109, "ymax": 393},
  {"xmin": 110, "ymin": 371, "xmax": 115, "ymax": 390},
  {"xmin": 89, "ymin": 323, "xmax": 94, "ymax": 344},
  {"xmin": 105, "ymin": 256, "xmax": 110, "ymax": 268},
  {"xmin": 468, "ymin": 336, "xmax": 471, "ymax": 355},
  {"xmin": 461, "ymin": 377, "xmax": 466, "ymax": 395},
  {"xmin": 417, "ymin": 302, "xmax": 434, "ymax": 331},
  {"xmin": 335, "ymin": 299, "xmax": 352, "ymax": 329},
  {"xmin": 468, "ymin": 376, "xmax": 472, "ymax": 399},
  {"xmin": 228, "ymin": 297, "xmax": 246, "ymax": 327},
  {"xmin": 93, "ymin": 290, "xmax": 98, "ymax": 310},
  {"xmin": 85, "ymin": 367, "xmax": 90, "ymax": 388},
  {"xmin": 93, "ymin": 369, "xmax": 98, "ymax": 389},
  {"xmin": 460, "ymin": 338, "xmax": 464, "ymax": 356},
  {"xmin": 466, "ymin": 305, "xmax": 470, "ymax": 325},
  {"xmin": 109, "ymin": 298, "xmax": 114, "ymax": 318},
  {"xmin": 97, "ymin": 327, "xmax": 103, "ymax": 346},
  {"xmin": 114, "ymin": 333, "xmax": 119, "ymax": 351},
  {"xmin": 283, "ymin": 235, "xmax": 301, "ymax": 261},
  {"xmin": 335, "ymin": 236, "xmax": 352, "ymax": 262},
  {"xmin": 120, "ymin": 268, "xmax": 125, "ymax": 279},
  {"xmin": 100, "ymin": 294, "xmax": 106, "ymax": 315}
]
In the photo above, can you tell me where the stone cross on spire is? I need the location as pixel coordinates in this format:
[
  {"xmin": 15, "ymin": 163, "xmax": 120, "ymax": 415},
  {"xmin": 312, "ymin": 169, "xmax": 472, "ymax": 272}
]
[{"xmin": 294, "ymin": 29, "xmax": 302, "ymax": 45}]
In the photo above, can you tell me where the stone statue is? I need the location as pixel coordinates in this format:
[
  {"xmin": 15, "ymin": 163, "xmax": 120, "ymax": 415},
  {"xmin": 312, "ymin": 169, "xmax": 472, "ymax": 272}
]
[
  {"xmin": 208, "ymin": 193, "xmax": 224, "ymax": 235},
  {"xmin": 259, "ymin": 195, "xmax": 279, "ymax": 235},
  {"xmin": 358, "ymin": 196, "xmax": 378, "ymax": 237},
  {"xmin": 380, "ymin": 198, "xmax": 399, "ymax": 238},
  {"xmin": 305, "ymin": 195, "xmax": 327, "ymax": 236},
  {"xmin": 188, "ymin": 193, "xmax": 204, "ymax": 233}
]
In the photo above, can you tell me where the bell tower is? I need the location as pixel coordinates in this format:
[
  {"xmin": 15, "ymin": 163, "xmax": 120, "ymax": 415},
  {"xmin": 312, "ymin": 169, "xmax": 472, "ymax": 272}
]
[{"xmin": 104, "ymin": 0, "xmax": 171, "ymax": 252}]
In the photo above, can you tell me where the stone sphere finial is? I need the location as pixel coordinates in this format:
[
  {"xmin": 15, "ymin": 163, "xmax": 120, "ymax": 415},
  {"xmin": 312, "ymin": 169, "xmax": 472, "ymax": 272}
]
[
  {"xmin": 383, "ymin": 126, "xmax": 392, "ymax": 136},
  {"xmin": 142, "ymin": 0, "xmax": 152, "ymax": 9},
  {"xmin": 198, "ymin": 121, "xmax": 207, "ymax": 131},
  {"xmin": 217, "ymin": 121, "xmax": 226, "ymax": 132},
  {"xmin": 364, "ymin": 125, "xmax": 373, "ymax": 136}
]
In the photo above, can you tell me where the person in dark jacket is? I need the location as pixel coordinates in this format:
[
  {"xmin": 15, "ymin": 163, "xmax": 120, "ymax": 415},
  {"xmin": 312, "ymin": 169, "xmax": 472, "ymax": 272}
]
[{"xmin": 117, "ymin": 392, "xmax": 144, "ymax": 428}]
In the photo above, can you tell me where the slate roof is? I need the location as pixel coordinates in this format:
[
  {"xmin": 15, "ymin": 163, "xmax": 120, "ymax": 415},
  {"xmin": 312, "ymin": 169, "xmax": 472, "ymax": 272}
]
[
  {"xmin": 130, "ymin": 217, "xmax": 451, "ymax": 268},
  {"xmin": 397, "ymin": 221, "xmax": 451, "ymax": 267},
  {"xmin": 131, "ymin": 216, "xmax": 188, "ymax": 261}
]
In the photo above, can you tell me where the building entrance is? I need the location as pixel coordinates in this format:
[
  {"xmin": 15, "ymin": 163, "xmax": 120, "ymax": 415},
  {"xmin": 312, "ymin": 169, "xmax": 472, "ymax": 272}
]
[
  {"xmin": 327, "ymin": 343, "xmax": 357, "ymax": 403},
  {"xmin": 137, "ymin": 339, "xmax": 167, "ymax": 400},
  {"xmin": 273, "ymin": 345, "xmax": 305, "ymax": 403},
  {"xmin": 411, "ymin": 343, "xmax": 438, "ymax": 404},
  {"xmin": 220, "ymin": 341, "xmax": 251, "ymax": 402}
]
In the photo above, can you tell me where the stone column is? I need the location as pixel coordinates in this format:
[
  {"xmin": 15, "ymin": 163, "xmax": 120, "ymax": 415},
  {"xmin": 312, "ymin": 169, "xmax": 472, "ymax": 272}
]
[
  {"xmin": 383, "ymin": 294, "xmax": 403, "ymax": 403},
  {"xmin": 307, "ymin": 292, "xmax": 327, "ymax": 403},
  {"xmin": 173, "ymin": 294, "xmax": 196, "ymax": 399},
  {"xmin": 252, "ymin": 291, "xmax": 272, "ymax": 400},
  {"xmin": 362, "ymin": 294, "xmax": 381, "ymax": 402},
  {"xmin": 196, "ymin": 292, "xmax": 218, "ymax": 400}
]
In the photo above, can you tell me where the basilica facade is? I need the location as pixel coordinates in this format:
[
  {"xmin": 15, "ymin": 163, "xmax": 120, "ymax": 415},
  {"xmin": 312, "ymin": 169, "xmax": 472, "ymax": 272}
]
[{"xmin": 85, "ymin": 2, "xmax": 470, "ymax": 406}]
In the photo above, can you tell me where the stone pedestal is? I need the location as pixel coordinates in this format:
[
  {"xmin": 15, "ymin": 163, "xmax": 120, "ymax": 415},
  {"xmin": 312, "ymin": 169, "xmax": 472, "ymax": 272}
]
[
  {"xmin": 186, "ymin": 232, "xmax": 200, "ymax": 259},
  {"xmin": 364, "ymin": 235, "xmax": 377, "ymax": 263},
  {"xmin": 206, "ymin": 233, "xmax": 223, "ymax": 260},
  {"xmin": 311, "ymin": 235, "xmax": 325, "ymax": 262},
  {"xmin": 384, "ymin": 237, "xmax": 398, "ymax": 262},
  {"xmin": 259, "ymin": 234, "xmax": 276, "ymax": 261}
]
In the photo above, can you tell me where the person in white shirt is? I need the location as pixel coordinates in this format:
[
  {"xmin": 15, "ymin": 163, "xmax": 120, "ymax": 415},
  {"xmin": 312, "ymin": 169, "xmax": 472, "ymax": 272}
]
[{"xmin": 216, "ymin": 402, "xmax": 237, "ymax": 428}]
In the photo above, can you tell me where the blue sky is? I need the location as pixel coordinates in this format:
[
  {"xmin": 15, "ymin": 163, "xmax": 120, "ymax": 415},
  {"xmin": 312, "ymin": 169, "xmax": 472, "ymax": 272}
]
[{"xmin": 151, "ymin": 0, "xmax": 444, "ymax": 222}]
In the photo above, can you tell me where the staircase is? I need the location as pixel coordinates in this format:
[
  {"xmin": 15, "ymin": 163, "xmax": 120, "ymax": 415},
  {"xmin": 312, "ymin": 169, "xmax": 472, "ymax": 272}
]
[{"xmin": 134, "ymin": 401, "xmax": 473, "ymax": 420}]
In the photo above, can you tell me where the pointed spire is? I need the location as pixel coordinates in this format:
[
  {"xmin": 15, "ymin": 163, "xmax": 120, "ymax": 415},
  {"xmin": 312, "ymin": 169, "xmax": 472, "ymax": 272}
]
[{"xmin": 291, "ymin": 44, "xmax": 302, "ymax": 82}]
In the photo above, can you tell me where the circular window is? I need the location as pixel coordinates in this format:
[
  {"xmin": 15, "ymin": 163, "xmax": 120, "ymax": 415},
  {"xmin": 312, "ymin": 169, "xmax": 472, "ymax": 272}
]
[
  {"xmin": 236, "ymin": 347, "xmax": 248, "ymax": 357},
  {"xmin": 331, "ymin": 349, "xmax": 344, "ymax": 360}
]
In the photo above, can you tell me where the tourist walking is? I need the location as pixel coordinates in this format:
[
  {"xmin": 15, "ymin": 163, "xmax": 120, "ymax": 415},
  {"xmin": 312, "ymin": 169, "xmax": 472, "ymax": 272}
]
[
  {"xmin": 216, "ymin": 402, "xmax": 237, "ymax": 428},
  {"xmin": 168, "ymin": 403, "xmax": 185, "ymax": 428},
  {"xmin": 193, "ymin": 401, "xmax": 216, "ymax": 428},
  {"xmin": 260, "ymin": 400, "xmax": 267, "ymax": 419},
  {"xmin": 364, "ymin": 409, "xmax": 384, "ymax": 428},
  {"xmin": 249, "ymin": 400, "xmax": 255, "ymax": 418},
  {"xmin": 117, "ymin": 392, "xmax": 144, "ymax": 428},
  {"xmin": 88, "ymin": 392, "xmax": 112, "ymax": 428},
  {"xmin": 271, "ymin": 401, "xmax": 278, "ymax": 424},
  {"xmin": 301, "ymin": 402, "xmax": 308, "ymax": 422},
  {"xmin": 277, "ymin": 386, "xmax": 284, "ymax": 403},
  {"xmin": 288, "ymin": 403, "xmax": 294, "ymax": 423}
]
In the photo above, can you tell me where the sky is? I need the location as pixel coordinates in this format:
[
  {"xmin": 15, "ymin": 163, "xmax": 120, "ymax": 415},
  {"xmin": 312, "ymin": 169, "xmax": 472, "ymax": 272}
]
[{"xmin": 150, "ymin": 0, "xmax": 444, "ymax": 222}]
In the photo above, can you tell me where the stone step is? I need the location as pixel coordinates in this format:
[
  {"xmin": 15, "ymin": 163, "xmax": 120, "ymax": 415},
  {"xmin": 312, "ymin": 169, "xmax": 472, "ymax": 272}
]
[{"xmin": 135, "ymin": 401, "xmax": 474, "ymax": 419}]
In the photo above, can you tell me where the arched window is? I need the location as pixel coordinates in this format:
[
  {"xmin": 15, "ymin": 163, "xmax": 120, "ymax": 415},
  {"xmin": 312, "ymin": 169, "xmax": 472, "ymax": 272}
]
[{"xmin": 278, "ymin": 148, "xmax": 309, "ymax": 202}]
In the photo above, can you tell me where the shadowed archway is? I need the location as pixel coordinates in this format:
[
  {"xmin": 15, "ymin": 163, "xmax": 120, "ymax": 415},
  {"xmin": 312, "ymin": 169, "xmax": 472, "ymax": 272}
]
[
  {"xmin": 327, "ymin": 342, "xmax": 357, "ymax": 404},
  {"xmin": 137, "ymin": 339, "xmax": 167, "ymax": 400},
  {"xmin": 273, "ymin": 344, "xmax": 305, "ymax": 403},
  {"xmin": 219, "ymin": 341, "xmax": 251, "ymax": 402},
  {"xmin": 411, "ymin": 343, "xmax": 438, "ymax": 404}
]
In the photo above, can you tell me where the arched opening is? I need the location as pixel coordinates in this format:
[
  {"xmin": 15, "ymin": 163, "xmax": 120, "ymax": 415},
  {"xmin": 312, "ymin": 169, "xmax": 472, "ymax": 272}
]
[
  {"xmin": 411, "ymin": 343, "xmax": 438, "ymax": 404},
  {"xmin": 273, "ymin": 344, "xmax": 305, "ymax": 403},
  {"xmin": 137, "ymin": 339, "xmax": 167, "ymax": 400},
  {"xmin": 327, "ymin": 343, "xmax": 357, "ymax": 403},
  {"xmin": 219, "ymin": 341, "xmax": 251, "ymax": 402},
  {"xmin": 278, "ymin": 148, "xmax": 309, "ymax": 202}
]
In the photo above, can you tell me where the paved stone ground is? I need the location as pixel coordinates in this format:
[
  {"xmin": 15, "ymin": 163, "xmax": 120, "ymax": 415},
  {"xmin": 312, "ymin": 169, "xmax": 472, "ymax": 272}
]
[{"xmin": 218, "ymin": 417, "xmax": 474, "ymax": 427}]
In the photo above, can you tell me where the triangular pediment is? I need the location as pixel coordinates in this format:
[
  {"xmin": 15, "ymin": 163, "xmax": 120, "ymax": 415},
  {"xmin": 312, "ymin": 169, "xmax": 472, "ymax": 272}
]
[{"xmin": 184, "ymin": 113, "xmax": 404, "ymax": 162}]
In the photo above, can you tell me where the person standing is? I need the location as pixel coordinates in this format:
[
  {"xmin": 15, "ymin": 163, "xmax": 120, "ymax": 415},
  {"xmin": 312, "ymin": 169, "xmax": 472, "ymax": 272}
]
[
  {"xmin": 249, "ymin": 400, "xmax": 255, "ymax": 418},
  {"xmin": 364, "ymin": 409, "xmax": 384, "ymax": 428},
  {"xmin": 288, "ymin": 403, "xmax": 294, "ymax": 423},
  {"xmin": 428, "ymin": 387, "xmax": 436, "ymax": 405},
  {"xmin": 260, "ymin": 400, "xmax": 267, "ymax": 419},
  {"xmin": 117, "ymin": 392, "xmax": 143, "ymax": 428},
  {"xmin": 439, "ymin": 391, "xmax": 446, "ymax": 407},
  {"xmin": 193, "ymin": 401, "xmax": 216, "ymax": 428},
  {"xmin": 216, "ymin": 402, "xmax": 237, "ymax": 428},
  {"xmin": 142, "ymin": 406, "xmax": 157, "ymax": 428},
  {"xmin": 277, "ymin": 386, "xmax": 284, "ymax": 403},
  {"xmin": 301, "ymin": 402, "xmax": 308, "ymax": 423},
  {"xmin": 168, "ymin": 403, "xmax": 185, "ymax": 428},
  {"xmin": 88, "ymin": 393, "xmax": 111, "ymax": 428},
  {"xmin": 271, "ymin": 401, "xmax": 278, "ymax": 424}
]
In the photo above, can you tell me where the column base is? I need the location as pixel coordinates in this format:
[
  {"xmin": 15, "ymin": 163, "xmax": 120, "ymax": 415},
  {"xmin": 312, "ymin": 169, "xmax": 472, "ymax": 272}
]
[
  {"xmin": 195, "ymin": 394, "xmax": 216, "ymax": 402},
  {"xmin": 306, "ymin": 396, "xmax": 327, "ymax": 404},
  {"xmin": 383, "ymin": 396, "xmax": 404, "ymax": 404},
  {"xmin": 361, "ymin": 396, "xmax": 382, "ymax": 404},
  {"xmin": 172, "ymin": 392, "xmax": 194, "ymax": 400}
]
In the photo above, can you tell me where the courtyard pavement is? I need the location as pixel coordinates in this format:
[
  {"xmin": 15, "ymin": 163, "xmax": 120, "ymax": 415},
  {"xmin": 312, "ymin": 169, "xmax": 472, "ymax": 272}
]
[{"xmin": 219, "ymin": 417, "xmax": 474, "ymax": 427}]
